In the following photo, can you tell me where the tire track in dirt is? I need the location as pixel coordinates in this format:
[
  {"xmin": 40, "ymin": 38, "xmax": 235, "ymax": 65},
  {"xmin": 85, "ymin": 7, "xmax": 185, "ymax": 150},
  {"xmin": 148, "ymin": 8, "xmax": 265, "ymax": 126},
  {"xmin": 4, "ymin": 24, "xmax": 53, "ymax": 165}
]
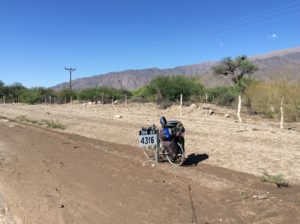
[
  {"xmin": 0, "ymin": 120, "xmax": 300, "ymax": 223},
  {"xmin": 0, "ymin": 104, "xmax": 300, "ymax": 184}
]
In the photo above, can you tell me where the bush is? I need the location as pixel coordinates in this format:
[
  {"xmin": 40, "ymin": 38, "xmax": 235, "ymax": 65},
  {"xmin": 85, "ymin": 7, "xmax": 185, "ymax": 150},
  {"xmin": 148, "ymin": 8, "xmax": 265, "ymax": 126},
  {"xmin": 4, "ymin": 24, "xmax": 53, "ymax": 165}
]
[
  {"xmin": 204, "ymin": 78, "xmax": 257, "ymax": 107},
  {"xmin": 133, "ymin": 76, "xmax": 205, "ymax": 102},
  {"xmin": 245, "ymin": 81, "xmax": 300, "ymax": 121},
  {"xmin": 206, "ymin": 86, "xmax": 240, "ymax": 107},
  {"xmin": 261, "ymin": 171, "xmax": 289, "ymax": 187},
  {"xmin": 77, "ymin": 87, "xmax": 129, "ymax": 103},
  {"xmin": 20, "ymin": 89, "xmax": 41, "ymax": 104},
  {"xmin": 57, "ymin": 89, "xmax": 77, "ymax": 103}
]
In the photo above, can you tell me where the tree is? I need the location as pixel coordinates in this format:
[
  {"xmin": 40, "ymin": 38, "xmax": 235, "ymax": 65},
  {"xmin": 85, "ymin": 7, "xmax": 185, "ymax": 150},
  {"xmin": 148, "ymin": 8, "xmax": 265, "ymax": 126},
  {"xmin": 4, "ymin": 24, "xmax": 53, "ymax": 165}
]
[
  {"xmin": 212, "ymin": 56, "xmax": 258, "ymax": 84},
  {"xmin": 4, "ymin": 83, "xmax": 26, "ymax": 102},
  {"xmin": 134, "ymin": 76, "xmax": 205, "ymax": 102},
  {"xmin": 58, "ymin": 88, "xmax": 77, "ymax": 103},
  {"xmin": 0, "ymin": 81, "xmax": 4, "ymax": 97},
  {"xmin": 20, "ymin": 89, "xmax": 41, "ymax": 104}
]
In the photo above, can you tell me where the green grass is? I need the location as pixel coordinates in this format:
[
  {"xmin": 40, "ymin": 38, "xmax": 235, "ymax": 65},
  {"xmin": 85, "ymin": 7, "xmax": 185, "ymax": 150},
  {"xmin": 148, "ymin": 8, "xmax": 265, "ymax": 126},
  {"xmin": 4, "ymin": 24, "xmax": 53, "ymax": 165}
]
[
  {"xmin": 260, "ymin": 171, "xmax": 289, "ymax": 188},
  {"xmin": 16, "ymin": 116, "xmax": 65, "ymax": 130},
  {"xmin": 42, "ymin": 120, "xmax": 65, "ymax": 129}
]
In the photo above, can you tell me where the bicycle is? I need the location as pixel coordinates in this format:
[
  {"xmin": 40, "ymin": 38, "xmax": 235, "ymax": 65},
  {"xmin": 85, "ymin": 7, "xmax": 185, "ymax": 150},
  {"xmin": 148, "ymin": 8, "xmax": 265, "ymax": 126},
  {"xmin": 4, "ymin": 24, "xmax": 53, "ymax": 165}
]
[{"xmin": 140, "ymin": 125, "xmax": 185, "ymax": 166}]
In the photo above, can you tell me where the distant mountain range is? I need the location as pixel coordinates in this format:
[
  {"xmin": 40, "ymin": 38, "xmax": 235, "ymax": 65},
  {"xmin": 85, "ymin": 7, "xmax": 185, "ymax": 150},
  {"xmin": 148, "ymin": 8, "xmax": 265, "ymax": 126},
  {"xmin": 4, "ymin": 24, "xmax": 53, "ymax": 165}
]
[{"xmin": 52, "ymin": 46, "xmax": 300, "ymax": 91}]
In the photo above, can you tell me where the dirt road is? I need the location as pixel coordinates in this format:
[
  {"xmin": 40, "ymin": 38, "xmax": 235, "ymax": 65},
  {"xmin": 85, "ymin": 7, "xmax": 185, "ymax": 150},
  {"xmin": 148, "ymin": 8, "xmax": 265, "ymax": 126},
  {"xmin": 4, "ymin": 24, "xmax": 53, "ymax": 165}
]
[
  {"xmin": 0, "ymin": 103, "xmax": 299, "ymax": 184},
  {"xmin": 0, "ymin": 119, "xmax": 299, "ymax": 223}
]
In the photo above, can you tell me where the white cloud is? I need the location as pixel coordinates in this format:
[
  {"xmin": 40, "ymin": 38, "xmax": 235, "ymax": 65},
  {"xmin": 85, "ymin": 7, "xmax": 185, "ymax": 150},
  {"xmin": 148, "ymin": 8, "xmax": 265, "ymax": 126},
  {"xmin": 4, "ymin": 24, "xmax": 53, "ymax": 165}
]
[
  {"xmin": 267, "ymin": 33, "xmax": 279, "ymax": 40},
  {"xmin": 215, "ymin": 38, "xmax": 224, "ymax": 48}
]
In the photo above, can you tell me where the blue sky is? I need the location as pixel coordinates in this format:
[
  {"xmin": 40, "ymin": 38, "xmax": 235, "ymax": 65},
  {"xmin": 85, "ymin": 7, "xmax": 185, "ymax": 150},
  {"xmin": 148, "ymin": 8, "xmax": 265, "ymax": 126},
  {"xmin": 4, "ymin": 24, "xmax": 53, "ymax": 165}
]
[{"xmin": 0, "ymin": 0, "xmax": 300, "ymax": 87}]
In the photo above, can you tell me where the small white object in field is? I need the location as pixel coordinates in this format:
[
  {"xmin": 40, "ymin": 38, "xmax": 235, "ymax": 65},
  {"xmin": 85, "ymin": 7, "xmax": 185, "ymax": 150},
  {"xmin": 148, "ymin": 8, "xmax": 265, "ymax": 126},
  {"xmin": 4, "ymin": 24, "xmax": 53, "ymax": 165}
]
[
  {"xmin": 190, "ymin": 103, "xmax": 196, "ymax": 108},
  {"xmin": 151, "ymin": 163, "xmax": 156, "ymax": 168},
  {"xmin": 208, "ymin": 109, "xmax": 215, "ymax": 116},
  {"xmin": 114, "ymin": 100, "xmax": 118, "ymax": 104},
  {"xmin": 114, "ymin": 115, "xmax": 122, "ymax": 119},
  {"xmin": 224, "ymin": 113, "xmax": 230, "ymax": 118}
]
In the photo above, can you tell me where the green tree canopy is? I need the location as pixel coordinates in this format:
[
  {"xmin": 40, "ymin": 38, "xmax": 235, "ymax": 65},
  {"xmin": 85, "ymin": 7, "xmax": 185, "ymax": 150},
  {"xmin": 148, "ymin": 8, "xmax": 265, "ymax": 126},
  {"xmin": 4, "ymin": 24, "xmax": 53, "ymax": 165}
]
[
  {"xmin": 212, "ymin": 55, "xmax": 258, "ymax": 83},
  {"xmin": 77, "ymin": 87, "xmax": 129, "ymax": 102},
  {"xmin": 134, "ymin": 76, "xmax": 205, "ymax": 102}
]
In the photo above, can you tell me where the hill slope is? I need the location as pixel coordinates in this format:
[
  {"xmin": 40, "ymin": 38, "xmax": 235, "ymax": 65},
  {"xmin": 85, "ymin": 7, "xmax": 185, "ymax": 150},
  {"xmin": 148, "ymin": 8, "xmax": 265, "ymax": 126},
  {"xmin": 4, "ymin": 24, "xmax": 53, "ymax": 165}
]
[{"xmin": 52, "ymin": 47, "xmax": 300, "ymax": 91}]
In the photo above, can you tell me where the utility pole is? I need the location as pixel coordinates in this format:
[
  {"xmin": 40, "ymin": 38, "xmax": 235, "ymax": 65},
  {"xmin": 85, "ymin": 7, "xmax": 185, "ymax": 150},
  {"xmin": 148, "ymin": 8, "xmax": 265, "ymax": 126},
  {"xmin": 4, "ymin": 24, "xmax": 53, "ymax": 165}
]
[{"xmin": 64, "ymin": 67, "xmax": 76, "ymax": 92}]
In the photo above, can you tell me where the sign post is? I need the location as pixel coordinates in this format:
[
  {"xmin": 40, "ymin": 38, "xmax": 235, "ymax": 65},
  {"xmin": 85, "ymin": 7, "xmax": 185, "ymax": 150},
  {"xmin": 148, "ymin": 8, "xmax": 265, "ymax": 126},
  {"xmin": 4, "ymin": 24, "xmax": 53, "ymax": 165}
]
[
  {"xmin": 154, "ymin": 132, "xmax": 159, "ymax": 163},
  {"xmin": 139, "ymin": 128, "xmax": 159, "ymax": 164}
]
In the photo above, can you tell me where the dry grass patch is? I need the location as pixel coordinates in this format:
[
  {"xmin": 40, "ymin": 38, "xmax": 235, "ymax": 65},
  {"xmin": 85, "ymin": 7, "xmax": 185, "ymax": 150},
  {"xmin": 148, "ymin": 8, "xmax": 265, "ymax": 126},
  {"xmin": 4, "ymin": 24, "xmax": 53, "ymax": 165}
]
[{"xmin": 16, "ymin": 116, "xmax": 65, "ymax": 130}]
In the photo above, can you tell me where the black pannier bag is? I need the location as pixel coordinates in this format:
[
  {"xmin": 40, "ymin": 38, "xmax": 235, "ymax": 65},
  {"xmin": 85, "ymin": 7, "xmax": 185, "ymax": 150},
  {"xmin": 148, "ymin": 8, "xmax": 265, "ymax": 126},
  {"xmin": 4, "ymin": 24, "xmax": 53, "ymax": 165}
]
[{"xmin": 165, "ymin": 120, "xmax": 185, "ymax": 136}]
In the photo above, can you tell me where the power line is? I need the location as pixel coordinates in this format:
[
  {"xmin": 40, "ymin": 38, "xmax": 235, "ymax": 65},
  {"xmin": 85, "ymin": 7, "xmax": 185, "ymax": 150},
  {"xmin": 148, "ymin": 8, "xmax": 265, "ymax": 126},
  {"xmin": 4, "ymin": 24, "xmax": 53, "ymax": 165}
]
[
  {"xmin": 64, "ymin": 67, "xmax": 76, "ymax": 92},
  {"xmin": 127, "ymin": 2, "xmax": 300, "ymax": 58},
  {"xmin": 146, "ymin": 1, "xmax": 300, "ymax": 50}
]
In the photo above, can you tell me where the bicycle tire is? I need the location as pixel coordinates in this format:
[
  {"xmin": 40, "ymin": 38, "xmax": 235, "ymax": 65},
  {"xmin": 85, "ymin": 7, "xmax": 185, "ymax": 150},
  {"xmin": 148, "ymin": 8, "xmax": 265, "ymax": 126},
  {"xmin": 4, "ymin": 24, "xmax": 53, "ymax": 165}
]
[{"xmin": 166, "ymin": 142, "xmax": 185, "ymax": 166}]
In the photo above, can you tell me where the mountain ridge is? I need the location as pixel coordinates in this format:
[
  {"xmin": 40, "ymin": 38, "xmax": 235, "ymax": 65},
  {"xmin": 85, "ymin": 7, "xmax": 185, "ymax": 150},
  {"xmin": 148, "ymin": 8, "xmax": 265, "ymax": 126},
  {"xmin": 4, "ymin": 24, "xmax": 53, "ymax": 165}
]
[{"xmin": 52, "ymin": 46, "xmax": 300, "ymax": 91}]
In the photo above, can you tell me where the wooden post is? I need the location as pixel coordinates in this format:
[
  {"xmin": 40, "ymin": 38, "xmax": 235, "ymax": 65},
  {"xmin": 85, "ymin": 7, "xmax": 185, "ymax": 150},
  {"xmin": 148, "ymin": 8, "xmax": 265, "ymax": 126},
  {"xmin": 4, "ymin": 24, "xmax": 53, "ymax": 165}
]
[
  {"xmin": 138, "ymin": 97, "xmax": 141, "ymax": 109},
  {"xmin": 205, "ymin": 93, "xmax": 208, "ymax": 117},
  {"xmin": 180, "ymin": 94, "xmax": 183, "ymax": 117},
  {"xmin": 280, "ymin": 97, "xmax": 284, "ymax": 129},
  {"xmin": 154, "ymin": 131, "xmax": 159, "ymax": 164},
  {"xmin": 112, "ymin": 97, "xmax": 117, "ymax": 111},
  {"xmin": 237, "ymin": 95, "xmax": 242, "ymax": 123},
  {"xmin": 125, "ymin": 94, "xmax": 128, "ymax": 108},
  {"xmin": 155, "ymin": 94, "xmax": 158, "ymax": 117}
]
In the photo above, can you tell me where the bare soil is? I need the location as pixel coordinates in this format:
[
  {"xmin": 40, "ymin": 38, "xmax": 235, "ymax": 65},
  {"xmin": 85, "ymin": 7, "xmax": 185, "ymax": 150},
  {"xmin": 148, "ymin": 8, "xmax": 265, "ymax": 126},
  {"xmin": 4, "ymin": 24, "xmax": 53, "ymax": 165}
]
[{"xmin": 0, "ymin": 103, "xmax": 300, "ymax": 223}]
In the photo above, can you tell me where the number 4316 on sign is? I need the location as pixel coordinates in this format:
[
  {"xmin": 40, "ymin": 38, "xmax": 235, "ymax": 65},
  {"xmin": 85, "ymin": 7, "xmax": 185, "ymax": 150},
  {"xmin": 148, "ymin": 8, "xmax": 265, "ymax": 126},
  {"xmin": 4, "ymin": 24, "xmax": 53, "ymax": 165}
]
[{"xmin": 139, "ymin": 134, "xmax": 157, "ymax": 147}]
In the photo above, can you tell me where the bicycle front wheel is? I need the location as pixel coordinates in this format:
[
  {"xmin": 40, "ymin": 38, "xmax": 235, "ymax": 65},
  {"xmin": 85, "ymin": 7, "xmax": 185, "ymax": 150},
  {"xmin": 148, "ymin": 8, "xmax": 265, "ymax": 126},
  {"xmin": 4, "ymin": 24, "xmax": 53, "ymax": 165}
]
[{"xmin": 166, "ymin": 142, "xmax": 185, "ymax": 166}]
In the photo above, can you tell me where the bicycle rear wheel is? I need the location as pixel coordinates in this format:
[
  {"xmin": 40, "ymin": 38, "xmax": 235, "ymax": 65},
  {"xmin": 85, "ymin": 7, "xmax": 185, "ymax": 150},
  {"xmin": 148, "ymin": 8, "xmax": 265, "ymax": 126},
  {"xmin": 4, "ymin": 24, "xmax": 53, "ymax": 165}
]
[{"xmin": 166, "ymin": 142, "xmax": 185, "ymax": 166}]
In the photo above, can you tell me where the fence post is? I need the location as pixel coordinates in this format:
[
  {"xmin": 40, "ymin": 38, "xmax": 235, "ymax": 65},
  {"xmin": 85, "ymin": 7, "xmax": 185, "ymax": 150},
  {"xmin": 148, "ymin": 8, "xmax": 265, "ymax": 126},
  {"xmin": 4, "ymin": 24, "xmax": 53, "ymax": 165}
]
[
  {"xmin": 112, "ymin": 97, "xmax": 117, "ymax": 111},
  {"xmin": 155, "ymin": 94, "xmax": 158, "ymax": 117},
  {"xmin": 237, "ymin": 95, "xmax": 242, "ymax": 123},
  {"xmin": 155, "ymin": 130, "xmax": 159, "ymax": 164},
  {"xmin": 280, "ymin": 97, "xmax": 284, "ymax": 129},
  {"xmin": 180, "ymin": 94, "xmax": 183, "ymax": 117},
  {"xmin": 125, "ymin": 94, "xmax": 128, "ymax": 108},
  {"xmin": 206, "ymin": 93, "xmax": 208, "ymax": 117}
]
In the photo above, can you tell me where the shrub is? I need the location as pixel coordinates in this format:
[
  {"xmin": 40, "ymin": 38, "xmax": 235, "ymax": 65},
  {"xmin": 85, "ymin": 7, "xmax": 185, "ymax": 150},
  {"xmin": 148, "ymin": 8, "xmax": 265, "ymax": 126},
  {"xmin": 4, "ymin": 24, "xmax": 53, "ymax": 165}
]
[
  {"xmin": 261, "ymin": 171, "xmax": 289, "ymax": 188},
  {"xmin": 57, "ymin": 89, "xmax": 77, "ymax": 103},
  {"xmin": 133, "ymin": 76, "xmax": 205, "ymax": 102},
  {"xmin": 77, "ymin": 87, "xmax": 128, "ymax": 102},
  {"xmin": 20, "ymin": 89, "xmax": 41, "ymax": 104},
  {"xmin": 245, "ymin": 81, "xmax": 300, "ymax": 121},
  {"xmin": 206, "ymin": 86, "xmax": 240, "ymax": 107}
]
